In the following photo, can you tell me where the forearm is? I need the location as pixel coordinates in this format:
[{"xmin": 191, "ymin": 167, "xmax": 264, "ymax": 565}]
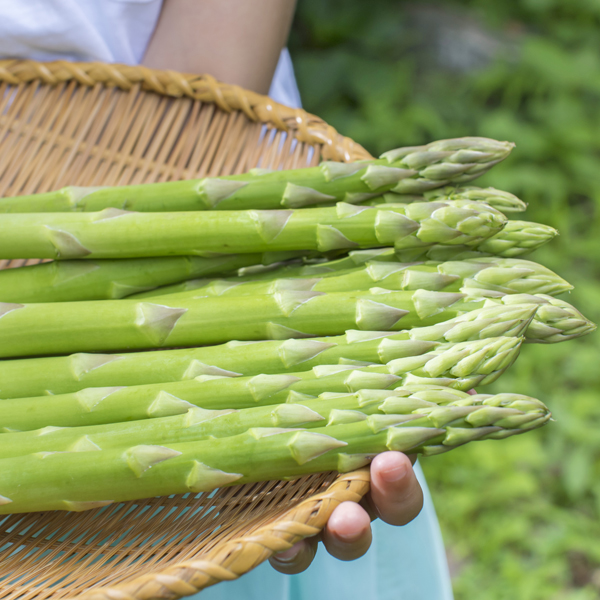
[{"xmin": 142, "ymin": 0, "xmax": 297, "ymax": 93}]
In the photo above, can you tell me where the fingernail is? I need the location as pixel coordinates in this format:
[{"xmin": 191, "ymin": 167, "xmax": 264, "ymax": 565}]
[
  {"xmin": 335, "ymin": 527, "xmax": 367, "ymax": 543},
  {"xmin": 273, "ymin": 543, "xmax": 302, "ymax": 563},
  {"xmin": 380, "ymin": 463, "xmax": 407, "ymax": 483}
]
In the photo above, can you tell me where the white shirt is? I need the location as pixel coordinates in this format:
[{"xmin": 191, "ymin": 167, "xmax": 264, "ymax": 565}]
[{"xmin": 0, "ymin": 0, "xmax": 302, "ymax": 108}]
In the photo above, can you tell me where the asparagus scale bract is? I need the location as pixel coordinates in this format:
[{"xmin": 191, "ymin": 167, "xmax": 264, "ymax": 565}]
[
  {"xmin": 0, "ymin": 137, "xmax": 514, "ymax": 213},
  {"xmin": 0, "ymin": 336, "xmax": 523, "ymax": 432},
  {"xmin": 0, "ymin": 389, "xmax": 549, "ymax": 514},
  {"xmin": 0, "ymin": 302, "xmax": 539, "ymax": 398},
  {"xmin": 0, "ymin": 200, "xmax": 507, "ymax": 260}
]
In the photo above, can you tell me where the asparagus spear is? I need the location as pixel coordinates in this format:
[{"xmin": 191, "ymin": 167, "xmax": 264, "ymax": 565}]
[
  {"xmin": 0, "ymin": 137, "xmax": 514, "ymax": 214},
  {"xmin": 414, "ymin": 221, "xmax": 560, "ymax": 261},
  {"xmin": 0, "ymin": 386, "xmax": 488, "ymax": 458},
  {"xmin": 0, "ymin": 282, "xmax": 587, "ymax": 358},
  {"xmin": 142, "ymin": 221, "xmax": 557, "ymax": 298},
  {"xmin": 0, "ymin": 336, "xmax": 523, "ymax": 432},
  {"xmin": 0, "ymin": 254, "xmax": 276, "ymax": 304},
  {"xmin": 0, "ymin": 390, "xmax": 549, "ymax": 514},
  {"xmin": 132, "ymin": 257, "xmax": 572, "ymax": 302},
  {"xmin": 367, "ymin": 186, "xmax": 527, "ymax": 213},
  {"xmin": 297, "ymin": 220, "xmax": 557, "ymax": 272},
  {"xmin": 0, "ymin": 200, "xmax": 507, "ymax": 260},
  {"xmin": 425, "ymin": 186, "xmax": 527, "ymax": 212},
  {"xmin": 0, "ymin": 302, "xmax": 540, "ymax": 398}
]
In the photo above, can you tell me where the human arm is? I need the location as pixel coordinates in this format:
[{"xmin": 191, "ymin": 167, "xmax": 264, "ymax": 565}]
[{"xmin": 142, "ymin": 0, "xmax": 297, "ymax": 93}]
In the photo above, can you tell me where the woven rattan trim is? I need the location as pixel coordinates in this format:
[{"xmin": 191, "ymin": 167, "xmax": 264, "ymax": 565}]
[
  {"xmin": 0, "ymin": 59, "xmax": 372, "ymax": 163},
  {"xmin": 71, "ymin": 470, "xmax": 370, "ymax": 600}
]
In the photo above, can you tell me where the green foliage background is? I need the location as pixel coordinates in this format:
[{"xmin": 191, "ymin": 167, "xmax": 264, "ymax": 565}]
[{"xmin": 290, "ymin": 1, "xmax": 600, "ymax": 597}]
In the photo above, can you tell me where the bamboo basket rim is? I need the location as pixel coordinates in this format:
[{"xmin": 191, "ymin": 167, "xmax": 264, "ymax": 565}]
[
  {"xmin": 0, "ymin": 59, "xmax": 372, "ymax": 600},
  {"xmin": 0, "ymin": 59, "xmax": 372, "ymax": 163}
]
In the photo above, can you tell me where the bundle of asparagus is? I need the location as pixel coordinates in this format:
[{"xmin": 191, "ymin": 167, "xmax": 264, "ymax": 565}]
[{"xmin": 0, "ymin": 136, "xmax": 593, "ymax": 515}]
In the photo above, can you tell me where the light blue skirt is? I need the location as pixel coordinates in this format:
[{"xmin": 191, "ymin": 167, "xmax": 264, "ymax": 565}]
[{"xmin": 196, "ymin": 462, "xmax": 453, "ymax": 600}]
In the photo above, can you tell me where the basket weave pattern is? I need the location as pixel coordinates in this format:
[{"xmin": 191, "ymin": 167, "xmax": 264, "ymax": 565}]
[{"xmin": 0, "ymin": 60, "xmax": 372, "ymax": 599}]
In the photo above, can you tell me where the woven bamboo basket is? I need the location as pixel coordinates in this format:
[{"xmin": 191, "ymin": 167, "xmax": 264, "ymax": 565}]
[{"xmin": 0, "ymin": 60, "xmax": 373, "ymax": 600}]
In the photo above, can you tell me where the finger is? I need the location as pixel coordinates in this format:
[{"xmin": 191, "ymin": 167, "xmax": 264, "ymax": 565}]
[
  {"xmin": 360, "ymin": 453, "xmax": 418, "ymax": 520},
  {"xmin": 269, "ymin": 536, "xmax": 318, "ymax": 575},
  {"xmin": 368, "ymin": 451, "xmax": 424, "ymax": 526},
  {"xmin": 321, "ymin": 501, "xmax": 372, "ymax": 561}
]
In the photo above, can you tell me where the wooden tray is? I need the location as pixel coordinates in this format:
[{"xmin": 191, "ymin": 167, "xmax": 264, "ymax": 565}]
[{"xmin": 0, "ymin": 60, "xmax": 372, "ymax": 600}]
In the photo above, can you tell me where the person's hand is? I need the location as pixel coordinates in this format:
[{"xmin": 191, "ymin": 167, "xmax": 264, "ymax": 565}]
[{"xmin": 268, "ymin": 451, "xmax": 424, "ymax": 574}]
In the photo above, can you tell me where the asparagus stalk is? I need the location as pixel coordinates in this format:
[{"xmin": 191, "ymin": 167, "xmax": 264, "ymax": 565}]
[
  {"xmin": 0, "ymin": 390, "xmax": 550, "ymax": 514},
  {"xmin": 0, "ymin": 336, "xmax": 523, "ymax": 432},
  {"xmin": 0, "ymin": 289, "xmax": 472, "ymax": 358},
  {"xmin": 0, "ymin": 386, "xmax": 488, "ymax": 458},
  {"xmin": 0, "ymin": 137, "xmax": 514, "ymax": 214},
  {"xmin": 0, "ymin": 291, "xmax": 593, "ymax": 360},
  {"xmin": 143, "ymin": 221, "xmax": 556, "ymax": 297},
  {"xmin": 0, "ymin": 200, "xmax": 507, "ymax": 260},
  {"xmin": 0, "ymin": 302, "xmax": 540, "ymax": 398},
  {"xmin": 132, "ymin": 257, "xmax": 572, "ymax": 302},
  {"xmin": 0, "ymin": 254, "xmax": 276, "ymax": 304},
  {"xmin": 297, "ymin": 220, "xmax": 557, "ymax": 272},
  {"xmin": 367, "ymin": 186, "xmax": 527, "ymax": 213},
  {"xmin": 0, "ymin": 284, "xmax": 590, "ymax": 358}
]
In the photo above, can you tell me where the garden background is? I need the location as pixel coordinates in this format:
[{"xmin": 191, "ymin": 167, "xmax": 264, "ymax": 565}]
[{"xmin": 289, "ymin": 1, "xmax": 600, "ymax": 598}]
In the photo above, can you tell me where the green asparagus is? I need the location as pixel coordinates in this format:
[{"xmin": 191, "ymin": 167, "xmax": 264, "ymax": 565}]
[
  {"xmin": 0, "ymin": 386, "xmax": 496, "ymax": 458},
  {"xmin": 0, "ymin": 389, "xmax": 549, "ymax": 514},
  {"xmin": 0, "ymin": 302, "xmax": 539, "ymax": 398},
  {"xmin": 0, "ymin": 336, "xmax": 523, "ymax": 432},
  {"xmin": 140, "ymin": 221, "xmax": 556, "ymax": 297},
  {"xmin": 0, "ymin": 254, "xmax": 274, "ymax": 303},
  {"xmin": 367, "ymin": 186, "xmax": 527, "ymax": 213},
  {"xmin": 132, "ymin": 258, "xmax": 571, "ymax": 302},
  {"xmin": 0, "ymin": 137, "xmax": 514, "ymax": 213},
  {"xmin": 0, "ymin": 200, "xmax": 507, "ymax": 260},
  {"xmin": 0, "ymin": 286, "xmax": 593, "ymax": 358}
]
